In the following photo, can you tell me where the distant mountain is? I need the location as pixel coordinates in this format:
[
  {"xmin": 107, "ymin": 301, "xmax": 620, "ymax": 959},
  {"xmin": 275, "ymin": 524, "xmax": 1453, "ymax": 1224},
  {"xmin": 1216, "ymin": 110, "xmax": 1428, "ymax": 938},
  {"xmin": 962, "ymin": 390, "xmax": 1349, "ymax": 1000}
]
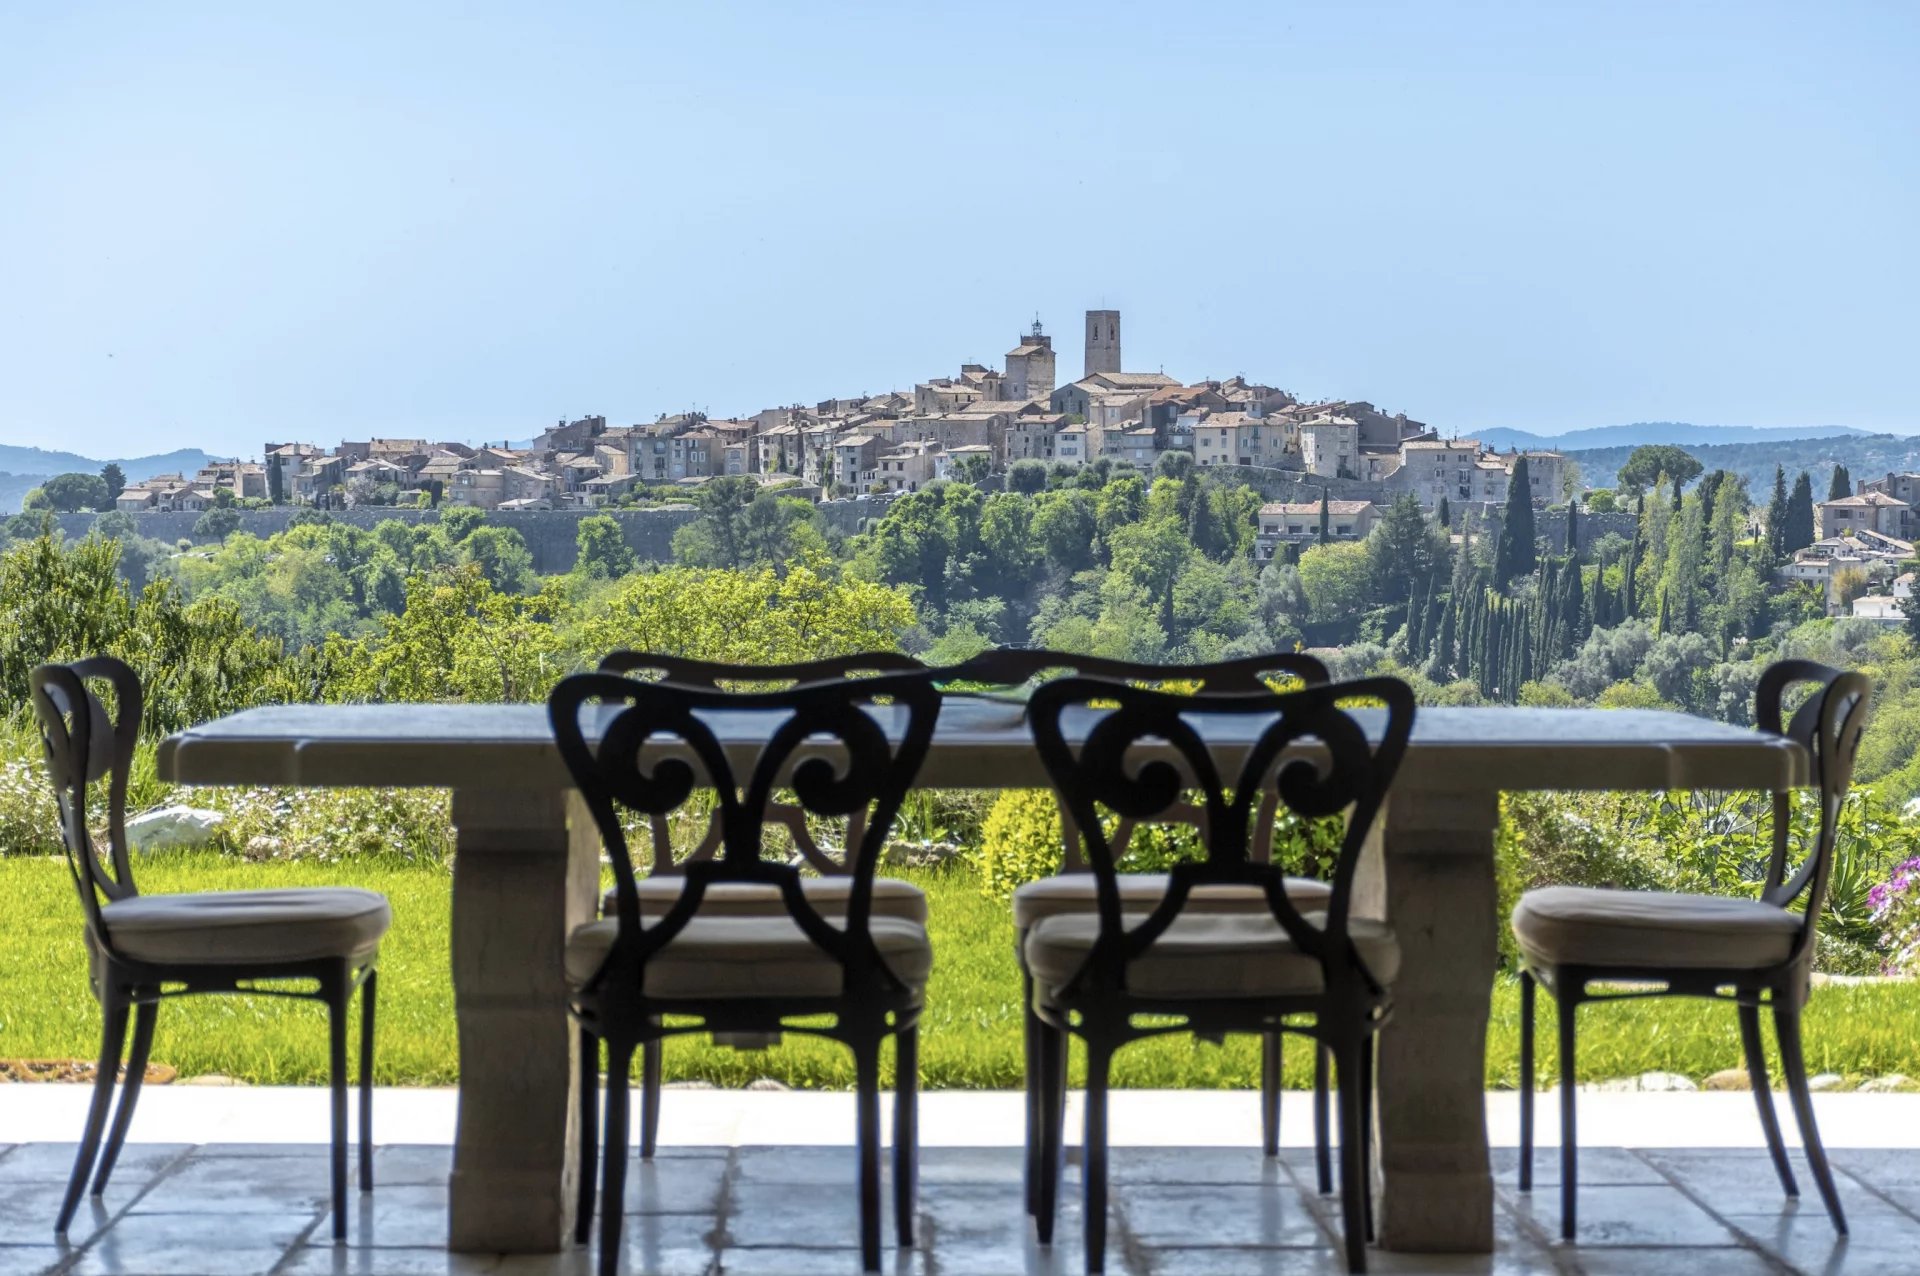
[
  {"xmin": 1475, "ymin": 423, "xmax": 1873, "ymax": 451},
  {"xmin": 0, "ymin": 446, "xmax": 217, "ymax": 515},
  {"xmin": 1569, "ymin": 432, "xmax": 1920, "ymax": 495}
]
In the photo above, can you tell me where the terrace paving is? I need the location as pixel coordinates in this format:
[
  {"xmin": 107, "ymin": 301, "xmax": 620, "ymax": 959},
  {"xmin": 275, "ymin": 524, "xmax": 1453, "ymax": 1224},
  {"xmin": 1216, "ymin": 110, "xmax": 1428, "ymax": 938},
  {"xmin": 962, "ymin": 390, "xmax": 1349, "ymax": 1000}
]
[{"xmin": 0, "ymin": 1088, "xmax": 1915, "ymax": 1274}]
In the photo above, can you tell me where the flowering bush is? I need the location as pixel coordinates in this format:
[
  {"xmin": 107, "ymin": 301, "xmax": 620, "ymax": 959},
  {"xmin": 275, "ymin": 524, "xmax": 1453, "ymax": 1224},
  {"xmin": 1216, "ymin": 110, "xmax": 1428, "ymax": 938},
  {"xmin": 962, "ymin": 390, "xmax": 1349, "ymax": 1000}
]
[{"xmin": 1870, "ymin": 856, "xmax": 1920, "ymax": 976}]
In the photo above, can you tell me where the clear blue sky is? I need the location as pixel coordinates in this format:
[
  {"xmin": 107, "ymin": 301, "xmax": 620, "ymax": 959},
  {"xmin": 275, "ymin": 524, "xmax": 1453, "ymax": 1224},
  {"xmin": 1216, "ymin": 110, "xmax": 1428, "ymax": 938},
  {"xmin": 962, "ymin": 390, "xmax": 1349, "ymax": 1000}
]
[{"xmin": 2, "ymin": 1, "xmax": 1914, "ymax": 461}]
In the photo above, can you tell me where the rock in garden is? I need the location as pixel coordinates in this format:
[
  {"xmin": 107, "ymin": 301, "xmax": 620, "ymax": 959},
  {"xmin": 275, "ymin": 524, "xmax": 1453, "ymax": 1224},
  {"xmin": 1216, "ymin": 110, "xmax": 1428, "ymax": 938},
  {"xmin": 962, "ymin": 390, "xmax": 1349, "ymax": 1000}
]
[
  {"xmin": 1637, "ymin": 1071, "xmax": 1698, "ymax": 1092},
  {"xmin": 181, "ymin": 1074, "xmax": 243, "ymax": 1086},
  {"xmin": 1858, "ymin": 1074, "xmax": 1911, "ymax": 1093},
  {"xmin": 1703, "ymin": 1069, "xmax": 1750, "ymax": 1091},
  {"xmin": 746, "ymin": 1077, "xmax": 791, "ymax": 1091},
  {"xmin": 125, "ymin": 805, "xmax": 224, "ymax": 852},
  {"xmin": 1808, "ymin": 1073, "xmax": 1847, "ymax": 1092}
]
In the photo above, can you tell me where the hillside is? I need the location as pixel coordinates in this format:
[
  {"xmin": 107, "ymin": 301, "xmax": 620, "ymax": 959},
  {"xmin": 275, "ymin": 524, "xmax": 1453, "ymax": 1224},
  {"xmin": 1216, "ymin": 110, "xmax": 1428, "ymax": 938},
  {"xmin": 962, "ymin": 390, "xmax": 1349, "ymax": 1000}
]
[
  {"xmin": 0, "ymin": 447, "xmax": 217, "ymax": 515},
  {"xmin": 1570, "ymin": 432, "xmax": 1920, "ymax": 494},
  {"xmin": 1477, "ymin": 422, "xmax": 1873, "ymax": 451}
]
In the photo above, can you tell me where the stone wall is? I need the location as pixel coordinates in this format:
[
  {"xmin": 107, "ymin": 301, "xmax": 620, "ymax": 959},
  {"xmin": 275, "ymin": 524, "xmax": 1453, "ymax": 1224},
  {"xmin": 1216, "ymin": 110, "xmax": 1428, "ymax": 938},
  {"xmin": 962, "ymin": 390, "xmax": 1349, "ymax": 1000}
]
[
  {"xmin": 1466, "ymin": 506, "xmax": 1639, "ymax": 555},
  {"xmin": 52, "ymin": 497, "xmax": 894, "ymax": 574}
]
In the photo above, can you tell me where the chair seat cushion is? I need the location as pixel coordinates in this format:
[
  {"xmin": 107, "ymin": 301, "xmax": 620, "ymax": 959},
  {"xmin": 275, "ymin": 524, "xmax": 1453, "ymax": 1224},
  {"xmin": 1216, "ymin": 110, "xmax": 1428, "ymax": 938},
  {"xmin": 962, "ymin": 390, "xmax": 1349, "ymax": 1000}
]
[
  {"xmin": 1012, "ymin": 873, "xmax": 1332, "ymax": 930},
  {"xmin": 99, "ymin": 888, "xmax": 391, "ymax": 966},
  {"xmin": 566, "ymin": 914, "xmax": 933, "ymax": 999},
  {"xmin": 604, "ymin": 876, "xmax": 927, "ymax": 924},
  {"xmin": 1511, "ymin": 886, "xmax": 1803, "ymax": 971},
  {"xmin": 1024, "ymin": 911, "xmax": 1398, "ymax": 1000}
]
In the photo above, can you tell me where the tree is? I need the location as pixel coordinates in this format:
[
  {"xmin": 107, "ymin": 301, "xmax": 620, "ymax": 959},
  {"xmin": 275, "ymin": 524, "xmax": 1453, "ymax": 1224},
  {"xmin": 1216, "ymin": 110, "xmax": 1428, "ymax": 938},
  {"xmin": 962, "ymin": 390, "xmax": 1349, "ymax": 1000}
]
[
  {"xmin": 672, "ymin": 476, "xmax": 821, "ymax": 573},
  {"xmin": 35, "ymin": 471, "xmax": 111, "ymax": 513},
  {"xmin": 1615, "ymin": 445, "xmax": 1703, "ymax": 499},
  {"xmin": 1764, "ymin": 465, "xmax": 1789, "ymax": 561},
  {"xmin": 99, "ymin": 463, "xmax": 126, "ymax": 506},
  {"xmin": 1007, "ymin": 459, "xmax": 1049, "ymax": 495},
  {"xmin": 1565, "ymin": 496, "xmax": 1580, "ymax": 558},
  {"xmin": 1155, "ymin": 450, "xmax": 1196, "ymax": 484},
  {"xmin": 954, "ymin": 454, "xmax": 990, "ymax": 484},
  {"xmin": 1493, "ymin": 456, "xmax": 1537, "ymax": 590},
  {"xmin": 267, "ymin": 457, "xmax": 285, "ymax": 505},
  {"xmin": 1317, "ymin": 488, "xmax": 1330, "ymax": 545},
  {"xmin": 1829, "ymin": 464, "xmax": 1852, "ymax": 501},
  {"xmin": 1365, "ymin": 494, "xmax": 1444, "ymax": 605},
  {"xmin": 1831, "ymin": 567, "xmax": 1869, "ymax": 612},
  {"xmin": 1436, "ymin": 496, "xmax": 1451, "ymax": 528},
  {"xmin": 1785, "ymin": 471, "xmax": 1816, "ymax": 553},
  {"xmin": 1296, "ymin": 540, "xmax": 1372, "ymax": 623},
  {"xmin": 192, "ymin": 506, "xmax": 241, "ymax": 540},
  {"xmin": 1585, "ymin": 489, "xmax": 1618, "ymax": 514},
  {"xmin": 575, "ymin": 514, "xmax": 637, "ymax": 579},
  {"xmin": 460, "ymin": 524, "xmax": 536, "ymax": 593}
]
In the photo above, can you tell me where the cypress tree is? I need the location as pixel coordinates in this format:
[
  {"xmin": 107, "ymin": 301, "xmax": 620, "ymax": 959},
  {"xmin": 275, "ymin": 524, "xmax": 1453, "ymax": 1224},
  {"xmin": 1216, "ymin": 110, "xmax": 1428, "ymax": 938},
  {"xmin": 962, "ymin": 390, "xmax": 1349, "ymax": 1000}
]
[
  {"xmin": 1657, "ymin": 588, "xmax": 1671, "ymax": 634},
  {"xmin": 1406, "ymin": 577, "xmax": 1428, "ymax": 660},
  {"xmin": 1435, "ymin": 596, "xmax": 1457, "ymax": 679},
  {"xmin": 1829, "ymin": 464, "xmax": 1852, "ymax": 501},
  {"xmin": 1437, "ymin": 495, "xmax": 1452, "ymax": 529},
  {"xmin": 1765, "ymin": 465, "xmax": 1789, "ymax": 561},
  {"xmin": 1622, "ymin": 530, "xmax": 1640, "ymax": 617},
  {"xmin": 1318, "ymin": 487, "xmax": 1331, "ymax": 544},
  {"xmin": 1493, "ymin": 456, "xmax": 1538, "ymax": 590},
  {"xmin": 1786, "ymin": 471, "xmax": 1816, "ymax": 552},
  {"xmin": 1565, "ymin": 496, "xmax": 1581, "ymax": 558}
]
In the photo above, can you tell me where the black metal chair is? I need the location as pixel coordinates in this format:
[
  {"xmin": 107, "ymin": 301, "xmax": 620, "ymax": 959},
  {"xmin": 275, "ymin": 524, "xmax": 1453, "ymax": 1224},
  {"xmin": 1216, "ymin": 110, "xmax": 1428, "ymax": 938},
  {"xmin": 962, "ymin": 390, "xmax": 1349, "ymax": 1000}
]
[
  {"xmin": 551, "ymin": 666, "xmax": 942, "ymax": 1276},
  {"xmin": 942, "ymin": 647, "xmax": 1346, "ymax": 1213},
  {"xmin": 589, "ymin": 650, "xmax": 928, "ymax": 1161},
  {"xmin": 1023, "ymin": 674, "xmax": 1416, "ymax": 1273},
  {"xmin": 29, "ymin": 656, "xmax": 387, "ymax": 1241},
  {"xmin": 1513, "ymin": 659, "xmax": 1872, "ymax": 1240}
]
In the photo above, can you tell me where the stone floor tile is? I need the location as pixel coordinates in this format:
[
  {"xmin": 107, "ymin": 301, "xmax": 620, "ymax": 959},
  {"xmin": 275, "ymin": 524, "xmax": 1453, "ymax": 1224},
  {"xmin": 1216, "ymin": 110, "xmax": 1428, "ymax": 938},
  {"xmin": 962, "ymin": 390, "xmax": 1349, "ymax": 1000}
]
[
  {"xmin": 0, "ymin": 1248, "xmax": 66, "ymax": 1276},
  {"xmin": 729, "ymin": 1146, "xmax": 858, "ymax": 1186},
  {"xmin": 913, "ymin": 1146, "xmax": 1026, "ymax": 1185},
  {"xmin": 129, "ymin": 1154, "xmax": 332, "ymax": 1213},
  {"xmin": 1109, "ymin": 1146, "xmax": 1294, "ymax": 1187},
  {"xmin": 0, "ymin": 1182, "xmax": 116, "ymax": 1247},
  {"xmin": 1729, "ymin": 1215, "xmax": 1920, "ymax": 1275},
  {"xmin": 1504, "ymin": 1185, "xmax": 1737, "ymax": 1248},
  {"xmin": 917, "ymin": 1183, "xmax": 1085, "ymax": 1275},
  {"xmin": 715, "ymin": 1248, "xmax": 929, "ymax": 1275},
  {"xmin": 620, "ymin": 1154, "xmax": 729, "ymax": 1215},
  {"xmin": 616, "ymin": 1213, "xmax": 719, "ymax": 1274},
  {"xmin": 1120, "ymin": 1183, "xmax": 1331, "ymax": 1248},
  {"xmin": 1134, "ymin": 1249, "xmax": 1343, "ymax": 1275},
  {"xmin": 0, "ymin": 1144, "xmax": 187, "ymax": 1186},
  {"xmin": 721, "ymin": 1178, "xmax": 901, "ymax": 1249},
  {"xmin": 1560, "ymin": 1248, "xmax": 1784, "ymax": 1275},
  {"xmin": 372, "ymin": 1145, "xmax": 456, "ymax": 1186},
  {"xmin": 1832, "ymin": 1149, "xmax": 1920, "ymax": 1190},
  {"xmin": 1490, "ymin": 1148, "xmax": 1665, "ymax": 1188},
  {"xmin": 340, "ymin": 1183, "xmax": 450, "ymax": 1248},
  {"xmin": 66, "ymin": 1211, "xmax": 311, "ymax": 1276},
  {"xmin": 279, "ymin": 1245, "xmax": 504, "ymax": 1275}
]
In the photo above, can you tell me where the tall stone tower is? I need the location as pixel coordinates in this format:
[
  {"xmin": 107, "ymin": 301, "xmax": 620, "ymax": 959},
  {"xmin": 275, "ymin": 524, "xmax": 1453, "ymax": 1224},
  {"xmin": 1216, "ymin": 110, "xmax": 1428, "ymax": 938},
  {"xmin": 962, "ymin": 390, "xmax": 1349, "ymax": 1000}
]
[
  {"xmin": 1004, "ymin": 319, "xmax": 1056, "ymax": 401},
  {"xmin": 1084, "ymin": 309, "xmax": 1121, "ymax": 378}
]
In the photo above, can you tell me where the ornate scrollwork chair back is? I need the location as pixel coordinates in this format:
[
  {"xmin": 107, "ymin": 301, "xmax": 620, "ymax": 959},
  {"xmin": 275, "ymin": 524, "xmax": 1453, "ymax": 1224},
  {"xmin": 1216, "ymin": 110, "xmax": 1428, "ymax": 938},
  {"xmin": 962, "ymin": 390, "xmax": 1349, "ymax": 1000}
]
[
  {"xmin": 594, "ymin": 650, "xmax": 926, "ymax": 875},
  {"xmin": 1026, "ymin": 674, "xmax": 1414, "ymax": 996},
  {"xmin": 29, "ymin": 657, "xmax": 145, "ymax": 948},
  {"xmin": 550, "ymin": 666, "xmax": 941, "ymax": 1000}
]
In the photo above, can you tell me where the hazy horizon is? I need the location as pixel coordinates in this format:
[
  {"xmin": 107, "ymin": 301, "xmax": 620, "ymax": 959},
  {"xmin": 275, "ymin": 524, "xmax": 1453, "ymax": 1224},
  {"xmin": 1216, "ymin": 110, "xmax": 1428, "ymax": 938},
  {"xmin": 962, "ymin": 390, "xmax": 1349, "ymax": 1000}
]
[{"xmin": 3, "ymin": 1, "xmax": 1915, "ymax": 460}]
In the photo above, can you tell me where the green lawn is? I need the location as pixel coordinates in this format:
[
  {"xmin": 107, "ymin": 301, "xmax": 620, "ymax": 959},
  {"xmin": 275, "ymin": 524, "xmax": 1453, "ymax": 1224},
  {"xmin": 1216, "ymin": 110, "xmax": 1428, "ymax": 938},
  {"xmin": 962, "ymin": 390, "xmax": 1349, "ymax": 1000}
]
[{"xmin": 4, "ymin": 853, "xmax": 1918, "ymax": 1089}]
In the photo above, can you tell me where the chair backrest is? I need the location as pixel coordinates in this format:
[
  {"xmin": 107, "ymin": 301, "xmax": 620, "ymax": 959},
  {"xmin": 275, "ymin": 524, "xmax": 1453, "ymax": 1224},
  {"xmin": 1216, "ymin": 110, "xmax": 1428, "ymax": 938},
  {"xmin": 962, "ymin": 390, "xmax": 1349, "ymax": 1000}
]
[
  {"xmin": 942, "ymin": 647, "xmax": 1332, "ymax": 869},
  {"xmin": 598, "ymin": 650, "xmax": 926, "ymax": 689},
  {"xmin": 549, "ymin": 667, "xmax": 943, "ymax": 994},
  {"xmin": 1026, "ymin": 674, "xmax": 1415, "ymax": 996},
  {"xmin": 1755, "ymin": 659, "xmax": 1873, "ymax": 967},
  {"xmin": 28, "ymin": 656, "xmax": 145, "ymax": 944},
  {"xmin": 592, "ymin": 651, "xmax": 928, "ymax": 875}
]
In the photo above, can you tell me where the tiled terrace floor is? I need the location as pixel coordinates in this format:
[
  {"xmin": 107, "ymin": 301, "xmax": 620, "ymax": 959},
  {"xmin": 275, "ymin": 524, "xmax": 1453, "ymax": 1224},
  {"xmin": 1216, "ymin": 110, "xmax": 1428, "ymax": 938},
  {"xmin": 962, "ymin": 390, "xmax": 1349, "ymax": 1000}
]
[{"xmin": 0, "ymin": 1091, "xmax": 1916, "ymax": 1275}]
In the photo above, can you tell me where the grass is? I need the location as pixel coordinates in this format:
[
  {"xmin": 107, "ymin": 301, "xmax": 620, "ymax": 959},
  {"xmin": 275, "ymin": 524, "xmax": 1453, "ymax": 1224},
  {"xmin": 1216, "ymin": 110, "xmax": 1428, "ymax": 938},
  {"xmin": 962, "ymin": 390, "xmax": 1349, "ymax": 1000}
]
[{"xmin": 4, "ymin": 852, "xmax": 1920, "ymax": 1089}]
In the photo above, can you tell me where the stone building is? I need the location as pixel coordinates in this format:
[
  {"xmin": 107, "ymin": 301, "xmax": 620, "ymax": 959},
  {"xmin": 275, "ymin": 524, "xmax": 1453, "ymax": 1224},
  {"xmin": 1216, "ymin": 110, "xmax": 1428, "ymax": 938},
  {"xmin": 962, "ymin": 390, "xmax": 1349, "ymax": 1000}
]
[
  {"xmin": 1255, "ymin": 500, "xmax": 1380, "ymax": 558},
  {"xmin": 1085, "ymin": 310, "xmax": 1121, "ymax": 377},
  {"xmin": 1003, "ymin": 321, "xmax": 1057, "ymax": 401},
  {"xmin": 1818, "ymin": 490, "xmax": 1911, "ymax": 540}
]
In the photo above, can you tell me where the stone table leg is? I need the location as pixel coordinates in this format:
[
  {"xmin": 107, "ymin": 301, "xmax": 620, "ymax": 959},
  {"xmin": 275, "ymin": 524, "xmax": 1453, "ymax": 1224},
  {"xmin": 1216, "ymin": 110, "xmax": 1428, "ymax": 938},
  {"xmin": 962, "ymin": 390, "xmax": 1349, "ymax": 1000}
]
[
  {"xmin": 448, "ymin": 787, "xmax": 601, "ymax": 1253},
  {"xmin": 1360, "ymin": 788, "xmax": 1499, "ymax": 1253}
]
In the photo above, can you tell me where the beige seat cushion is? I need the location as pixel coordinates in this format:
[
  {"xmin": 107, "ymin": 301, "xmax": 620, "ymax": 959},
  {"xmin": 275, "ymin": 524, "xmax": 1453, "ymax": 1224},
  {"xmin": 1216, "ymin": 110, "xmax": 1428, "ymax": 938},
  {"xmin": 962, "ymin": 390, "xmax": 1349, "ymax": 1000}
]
[
  {"xmin": 605, "ymin": 876, "xmax": 927, "ymax": 924},
  {"xmin": 1511, "ymin": 886, "xmax": 1802, "ymax": 971},
  {"xmin": 1013, "ymin": 873, "xmax": 1332, "ymax": 930},
  {"xmin": 100, "ymin": 888, "xmax": 391, "ymax": 966},
  {"xmin": 1025, "ymin": 911, "xmax": 1397, "ymax": 999},
  {"xmin": 566, "ymin": 914, "xmax": 932, "ymax": 999}
]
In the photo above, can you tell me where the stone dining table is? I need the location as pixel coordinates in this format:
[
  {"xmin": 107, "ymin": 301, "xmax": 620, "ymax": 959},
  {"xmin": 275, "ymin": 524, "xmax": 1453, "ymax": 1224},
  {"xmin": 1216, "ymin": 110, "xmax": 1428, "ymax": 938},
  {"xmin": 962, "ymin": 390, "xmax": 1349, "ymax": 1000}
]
[{"xmin": 155, "ymin": 700, "xmax": 1806, "ymax": 1256}]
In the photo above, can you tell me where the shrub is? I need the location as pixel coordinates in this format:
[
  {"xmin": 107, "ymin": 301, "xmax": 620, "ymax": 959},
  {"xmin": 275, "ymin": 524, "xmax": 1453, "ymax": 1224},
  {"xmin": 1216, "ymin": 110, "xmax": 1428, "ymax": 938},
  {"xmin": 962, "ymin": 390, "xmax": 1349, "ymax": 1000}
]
[
  {"xmin": 977, "ymin": 789, "xmax": 1064, "ymax": 899},
  {"xmin": 1871, "ymin": 855, "xmax": 1920, "ymax": 976}
]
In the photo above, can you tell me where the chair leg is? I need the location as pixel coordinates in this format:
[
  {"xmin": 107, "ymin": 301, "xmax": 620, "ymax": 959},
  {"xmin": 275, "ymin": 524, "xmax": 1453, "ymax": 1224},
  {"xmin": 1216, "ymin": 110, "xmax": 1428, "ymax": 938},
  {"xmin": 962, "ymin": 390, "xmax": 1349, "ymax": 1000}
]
[
  {"xmin": 1776, "ymin": 1006, "xmax": 1848, "ymax": 1236},
  {"xmin": 1022, "ymin": 975, "xmax": 1041, "ymax": 1217},
  {"xmin": 358, "ymin": 970, "xmax": 377, "ymax": 1192},
  {"xmin": 893, "ymin": 1026, "xmax": 919, "ymax": 1248},
  {"xmin": 854, "ymin": 1037, "xmax": 883, "ymax": 1274},
  {"xmin": 1033, "ymin": 1019, "xmax": 1066, "ymax": 1245},
  {"xmin": 329, "ymin": 981, "xmax": 350, "ymax": 1242},
  {"xmin": 1333, "ymin": 1038, "xmax": 1369, "ymax": 1274},
  {"xmin": 1358, "ymin": 1031, "xmax": 1376, "ymax": 1245},
  {"xmin": 1083, "ymin": 1038, "xmax": 1113, "ymax": 1276},
  {"xmin": 599, "ymin": 1039, "xmax": 635, "ymax": 1276},
  {"xmin": 91, "ymin": 1000, "xmax": 157, "ymax": 1197},
  {"xmin": 1313, "ymin": 1042, "xmax": 1333, "ymax": 1195},
  {"xmin": 639, "ymin": 1037, "xmax": 663, "ymax": 1160},
  {"xmin": 57, "ymin": 996, "xmax": 129, "ymax": 1233},
  {"xmin": 1261, "ymin": 1031, "xmax": 1282, "ymax": 1157},
  {"xmin": 1557, "ymin": 989, "xmax": 1578, "ymax": 1243},
  {"xmin": 575, "ymin": 1027, "xmax": 600, "ymax": 1246},
  {"xmin": 1518, "ymin": 970, "xmax": 1534, "ymax": 1193},
  {"xmin": 1738, "ymin": 1002, "xmax": 1797, "ymax": 1199}
]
